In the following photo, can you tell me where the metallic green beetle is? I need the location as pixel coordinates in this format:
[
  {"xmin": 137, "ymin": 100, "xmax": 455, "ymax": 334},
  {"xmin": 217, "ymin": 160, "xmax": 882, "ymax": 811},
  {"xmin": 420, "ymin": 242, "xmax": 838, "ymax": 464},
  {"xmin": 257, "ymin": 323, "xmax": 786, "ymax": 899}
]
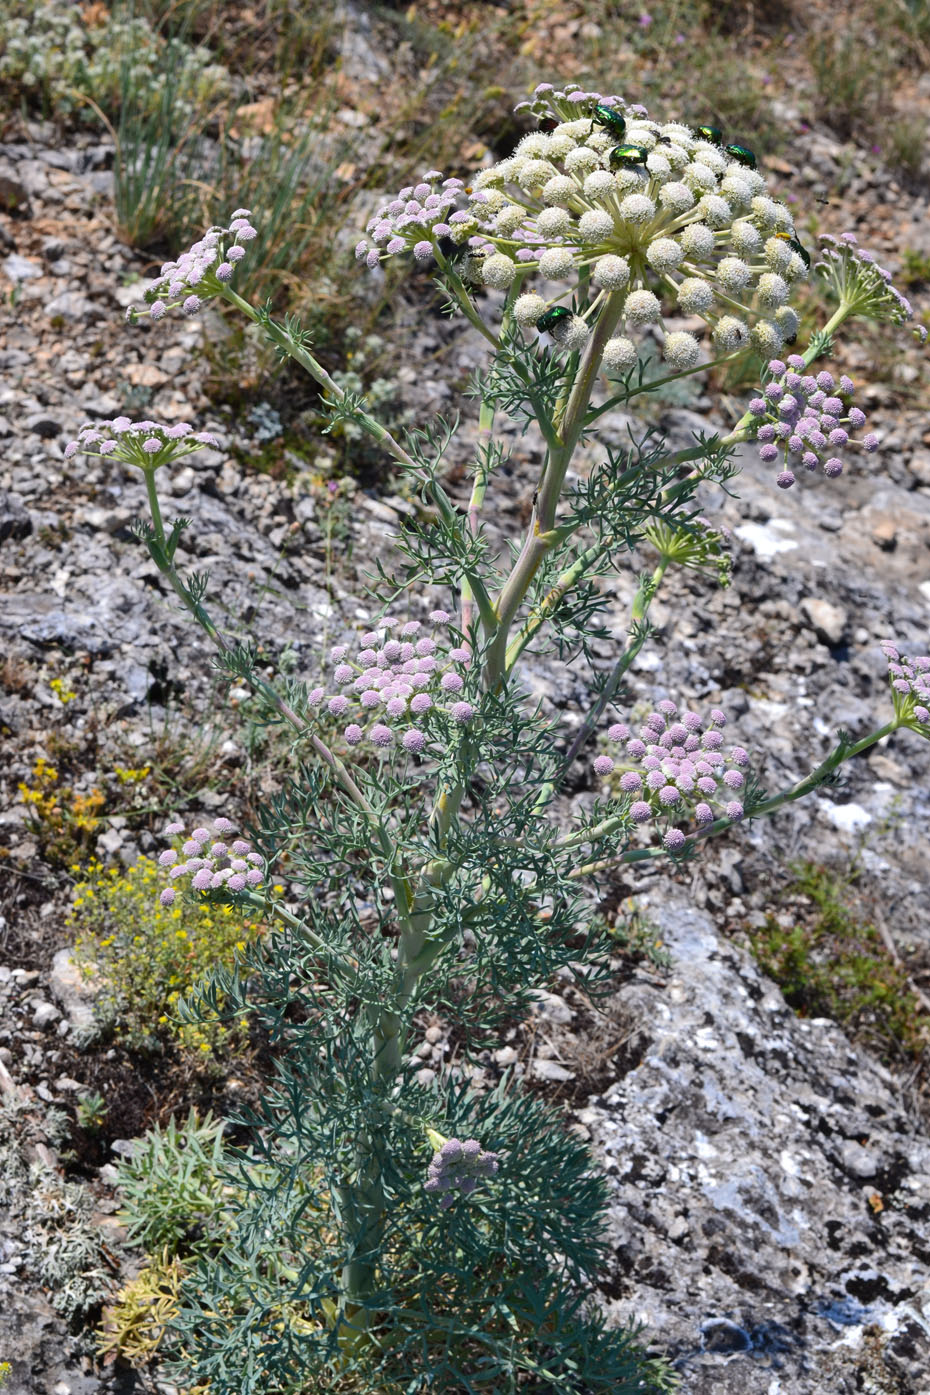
[
  {"xmin": 725, "ymin": 142, "xmax": 756, "ymax": 169},
  {"xmin": 696, "ymin": 124, "xmax": 724, "ymax": 145},
  {"xmin": 537, "ymin": 306, "xmax": 573, "ymax": 335},
  {"xmin": 776, "ymin": 232, "xmax": 811, "ymax": 269},
  {"xmin": 609, "ymin": 143, "xmax": 650, "ymax": 168},
  {"xmin": 592, "ymin": 103, "xmax": 626, "ymax": 138}
]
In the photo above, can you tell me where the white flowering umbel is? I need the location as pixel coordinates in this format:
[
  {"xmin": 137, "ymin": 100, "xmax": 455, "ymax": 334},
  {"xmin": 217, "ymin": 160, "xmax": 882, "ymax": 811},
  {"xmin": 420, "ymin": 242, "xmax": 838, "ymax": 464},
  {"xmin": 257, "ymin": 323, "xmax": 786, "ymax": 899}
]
[{"xmin": 359, "ymin": 83, "xmax": 809, "ymax": 372}]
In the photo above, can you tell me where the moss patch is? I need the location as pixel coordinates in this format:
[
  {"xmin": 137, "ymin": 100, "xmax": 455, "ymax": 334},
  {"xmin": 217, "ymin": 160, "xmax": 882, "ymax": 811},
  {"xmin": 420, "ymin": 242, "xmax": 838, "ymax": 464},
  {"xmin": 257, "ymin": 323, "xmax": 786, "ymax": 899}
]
[{"xmin": 744, "ymin": 862, "xmax": 929, "ymax": 1064}]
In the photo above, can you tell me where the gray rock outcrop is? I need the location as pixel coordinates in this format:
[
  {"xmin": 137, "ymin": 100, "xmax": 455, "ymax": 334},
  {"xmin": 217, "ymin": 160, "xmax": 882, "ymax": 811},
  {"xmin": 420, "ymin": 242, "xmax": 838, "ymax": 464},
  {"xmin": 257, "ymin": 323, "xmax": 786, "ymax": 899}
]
[{"xmin": 581, "ymin": 899, "xmax": 930, "ymax": 1394}]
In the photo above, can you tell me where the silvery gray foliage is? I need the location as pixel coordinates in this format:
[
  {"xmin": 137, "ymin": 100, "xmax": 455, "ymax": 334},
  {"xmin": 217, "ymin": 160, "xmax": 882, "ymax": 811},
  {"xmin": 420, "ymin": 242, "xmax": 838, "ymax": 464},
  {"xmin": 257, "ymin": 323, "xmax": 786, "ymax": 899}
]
[{"xmin": 82, "ymin": 80, "xmax": 928, "ymax": 1394}]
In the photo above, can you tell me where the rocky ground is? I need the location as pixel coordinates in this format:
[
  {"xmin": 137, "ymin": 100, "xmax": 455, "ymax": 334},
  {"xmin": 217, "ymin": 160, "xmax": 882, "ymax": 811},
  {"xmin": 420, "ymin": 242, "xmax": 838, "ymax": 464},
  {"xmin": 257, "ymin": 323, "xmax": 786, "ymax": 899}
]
[{"xmin": 1, "ymin": 66, "xmax": 930, "ymax": 1395}]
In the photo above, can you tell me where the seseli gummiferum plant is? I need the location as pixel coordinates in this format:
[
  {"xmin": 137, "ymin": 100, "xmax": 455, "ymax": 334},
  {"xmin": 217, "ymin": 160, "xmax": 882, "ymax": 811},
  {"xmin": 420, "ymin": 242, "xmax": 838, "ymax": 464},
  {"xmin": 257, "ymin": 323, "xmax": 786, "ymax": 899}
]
[{"xmin": 68, "ymin": 81, "xmax": 928, "ymax": 1392}]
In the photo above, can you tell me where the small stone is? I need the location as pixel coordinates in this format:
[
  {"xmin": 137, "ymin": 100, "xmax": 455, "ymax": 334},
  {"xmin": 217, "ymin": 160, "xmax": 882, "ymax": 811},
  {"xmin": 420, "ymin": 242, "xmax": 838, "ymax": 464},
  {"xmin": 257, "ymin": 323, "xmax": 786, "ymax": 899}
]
[
  {"xmin": 871, "ymin": 516, "xmax": 898, "ymax": 551},
  {"xmin": 32, "ymin": 1000, "xmax": 60, "ymax": 1028},
  {"xmin": 0, "ymin": 174, "xmax": 31, "ymax": 215},
  {"xmin": 169, "ymin": 467, "xmax": 196, "ymax": 496},
  {"xmin": 799, "ymin": 597, "xmax": 847, "ymax": 647},
  {"xmin": 45, "ymin": 290, "xmax": 101, "ymax": 321},
  {"xmin": 360, "ymin": 496, "xmax": 401, "ymax": 524},
  {"xmin": 531, "ymin": 1058, "xmax": 575, "ymax": 1082},
  {"xmin": 97, "ymin": 827, "xmax": 124, "ymax": 856},
  {"xmin": 24, "ymin": 412, "xmax": 62, "ymax": 439},
  {"xmin": 529, "ymin": 990, "xmax": 574, "ymax": 1025},
  {"xmin": 0, "ymin": 491, "xmax": 32, "ymax": 544},
  {"xmin": 3, "ymin": 253, "xmax": 41, "ymax": 281},
  {"xmin": 49, "ymin": 948, "xmax": 99, "ymax": 1033},
  {"xmin": 124, "ymin": 362, "xmax": 169, "ymax": 388}
]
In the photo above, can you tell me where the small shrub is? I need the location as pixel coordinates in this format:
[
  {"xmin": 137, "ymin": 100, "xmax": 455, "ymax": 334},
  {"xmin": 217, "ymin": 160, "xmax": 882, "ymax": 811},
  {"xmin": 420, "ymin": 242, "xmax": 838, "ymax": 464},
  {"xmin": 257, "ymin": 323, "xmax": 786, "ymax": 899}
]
[
  {"xmin": 115, "ymin": 1110, "xmax": 230, "ymax": 1256},
  {"xmin": 807, "ymin": 26, "xmax": 893, "ymax": 140},
  {"xmin": 901, "ymin": 249, "xmax": 930, "ymax": 289},
  {"xmin": 881, "ymin": 112, "xmax": 928, "ymax": 181},
  {"xmin": 100, "ymin": 1248, "xmax": 187, "ymax": 1367},
  {"xmin": 69, "ymin": 855, "xmax": 265, "ymax": 1057},
  {"xmin": 18, "ymin": 757, "xmax": 104, "ymax": 866},
  {"xmin": 0, "ymin": 0, "xmax": 229, "ymax": 123},
  {"xmin": 876, "ymin": 0, "xmax": 930, "ymax": 65}
]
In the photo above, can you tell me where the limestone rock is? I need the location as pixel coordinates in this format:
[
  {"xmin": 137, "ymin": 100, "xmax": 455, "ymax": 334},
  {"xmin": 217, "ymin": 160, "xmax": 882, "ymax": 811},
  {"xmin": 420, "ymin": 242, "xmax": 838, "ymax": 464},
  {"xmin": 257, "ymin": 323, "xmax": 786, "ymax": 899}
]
[
  {"xmin": 580, "ymin": 900, "xmax": 930, "ymax": 1394},
  {"xmin": 48, "ymin": 949, "xmax": 99, "ymax": 1035}
]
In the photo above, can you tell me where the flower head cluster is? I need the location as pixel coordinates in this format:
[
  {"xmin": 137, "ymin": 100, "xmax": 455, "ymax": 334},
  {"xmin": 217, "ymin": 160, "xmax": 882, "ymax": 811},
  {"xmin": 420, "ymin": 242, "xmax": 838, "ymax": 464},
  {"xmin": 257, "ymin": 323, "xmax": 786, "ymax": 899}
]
[
  {"xmin": 817, "ymin": 234, "xmax": 928, "ymax": 344},
  {"xmin": 156, "ymin": 817, "xmax": 263, "ymax": 907},
  {"xmin": 881, "ymin": 642, "xmax": 930, "ymax": 730},
  {"xmin": 355, "ymin": 174, "xmax": 466, "ymax": 269},
  {"xmin": 594, "ymin": 701, "xmax": 750, "ymax": 849},
  {"xmin": 309, "ymin": 612, "xmax": 475, "ymax": 753},
  {"xmin": 63, "ymin": 417, "xmax": 218, "ymax": 471},
  {"xmin": 357, "ymin": 83, "xmax": 809, "ymax": 369},
  {"xmin": 128, "ymin": 211, "xmax": 257, "ymax": 322},
  {"xmin": 424, "ymin": 1137, "xmax": 500, "ymax": 1210},
  {"xmin": 747, "ymin": 358, "xmax": 876, "ymax": 490}
]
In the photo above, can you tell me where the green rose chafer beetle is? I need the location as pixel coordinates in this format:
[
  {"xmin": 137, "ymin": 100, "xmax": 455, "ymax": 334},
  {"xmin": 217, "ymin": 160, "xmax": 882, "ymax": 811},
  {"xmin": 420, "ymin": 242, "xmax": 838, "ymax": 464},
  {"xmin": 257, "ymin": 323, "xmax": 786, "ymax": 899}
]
[
  {"xmin": 724, "ymin": 142, "xmax": 756, "ymax": 169},
  {"xmin": 536, "ymin": 306, "xmax": 573, "ymax": 335},
  {"xmin": 609, "ymin": 144, "xmax": 650, "ymax": 169}
]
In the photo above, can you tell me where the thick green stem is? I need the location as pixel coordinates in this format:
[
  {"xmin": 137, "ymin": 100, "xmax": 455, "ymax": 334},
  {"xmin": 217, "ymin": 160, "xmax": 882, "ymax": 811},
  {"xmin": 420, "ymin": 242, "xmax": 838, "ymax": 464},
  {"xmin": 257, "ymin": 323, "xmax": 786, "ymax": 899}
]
[
  {"xmin": 483, "ymin": 291, "xmax": 628, "ymax": 685},
  {"xmin": 460, "ymin": 403, "xmax": 495, "ymax": 639}
]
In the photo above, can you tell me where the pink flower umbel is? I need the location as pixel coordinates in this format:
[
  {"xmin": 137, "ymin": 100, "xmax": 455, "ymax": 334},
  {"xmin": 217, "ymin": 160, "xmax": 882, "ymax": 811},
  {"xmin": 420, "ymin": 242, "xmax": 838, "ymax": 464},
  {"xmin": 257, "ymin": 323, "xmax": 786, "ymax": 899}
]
[
  {"xmin": 424, "ymin": 1137, "xmax": 500, "ymax": 1210},
  {"xmin": 127, "ymin": 212, "xmax": 259, "ymax": 323},
  {"xmin": 309, "ymin": 611, "xmax": 477, "ymax": 754},
  {"xmin": 817, "ymin": 234, "xmax": 928, "ymax": 343},
  {"xmin": 595, "ymin": 703, "xmax": 752, "ymax": 848},
  {"xmin": 155, "ymin": 816, "xmax": 264, "ymax": 904},
  {"xmin": 63, "ymin": 418, "xmax": 218, "ymax": 471},
  {"xmin": 881, "ymin": 641, "xmax": 930, "ymax": 730},
  {"xmin": 747, "ymin": 358, "xmax": 876, "ymax": 490},
  {"xmin": 355, "ymin": 174, "xmax": 465, "ymax": 271}
]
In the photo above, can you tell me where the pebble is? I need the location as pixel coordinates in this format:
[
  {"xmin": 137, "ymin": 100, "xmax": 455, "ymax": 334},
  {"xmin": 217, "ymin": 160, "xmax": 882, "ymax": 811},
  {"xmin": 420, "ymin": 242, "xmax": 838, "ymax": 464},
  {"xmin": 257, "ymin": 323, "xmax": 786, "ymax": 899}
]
[
  {"xmin": 31, "ymin": 1000, "xmax": 60, "ymax": 1028},
  {"xmin": 3, "ymin": 254, "xmax": 41, "ymax": 281},
  {"xmin": 799, "ymin": 597, "xmax": 847, "ymax": 647},
  {"xmin": 530, "ymin": 1058, "xmax": 574, "ymax": 1082}
]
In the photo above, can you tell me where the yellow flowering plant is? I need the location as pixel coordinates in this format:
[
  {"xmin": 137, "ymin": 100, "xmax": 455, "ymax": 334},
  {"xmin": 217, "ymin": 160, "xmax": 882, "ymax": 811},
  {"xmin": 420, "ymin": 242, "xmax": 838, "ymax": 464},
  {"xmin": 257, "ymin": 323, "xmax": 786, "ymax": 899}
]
[{"xmin": 69, "ymin": 856, "xmax": 262, "ymax": 1058}]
